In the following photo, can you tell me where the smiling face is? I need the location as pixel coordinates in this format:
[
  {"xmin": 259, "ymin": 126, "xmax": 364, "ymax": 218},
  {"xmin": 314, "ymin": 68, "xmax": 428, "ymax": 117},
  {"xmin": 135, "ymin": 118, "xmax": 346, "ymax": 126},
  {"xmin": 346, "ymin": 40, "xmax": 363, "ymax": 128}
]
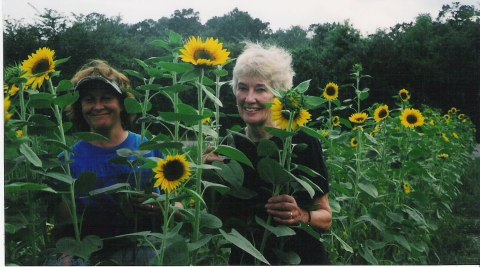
[
  {"xmin": 235, "ymin": 76, "xmax": 275, "ymax": 127},
  {"xmin": 80, "ymin": 87, "xmax": 124, "ymax": 133}
]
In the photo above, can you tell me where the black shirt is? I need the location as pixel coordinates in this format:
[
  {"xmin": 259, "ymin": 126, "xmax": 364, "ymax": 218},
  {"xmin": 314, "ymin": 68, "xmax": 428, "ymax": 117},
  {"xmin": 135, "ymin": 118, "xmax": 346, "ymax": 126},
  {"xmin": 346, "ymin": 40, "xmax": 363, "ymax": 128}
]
[{"xmin": 214, "ymin": 130, "xmax": 330, "ymax": 265}]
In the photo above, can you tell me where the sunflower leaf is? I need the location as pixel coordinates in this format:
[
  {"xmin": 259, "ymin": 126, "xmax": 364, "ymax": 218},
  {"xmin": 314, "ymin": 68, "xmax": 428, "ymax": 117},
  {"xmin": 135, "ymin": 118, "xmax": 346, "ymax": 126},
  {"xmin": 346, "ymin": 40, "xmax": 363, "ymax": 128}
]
[
  {"xmin": 294, "ymin": 79, "xmax": 311, "ymax": 94},
  {"xmin": 158, "ymin": 62, "xmax": 194, "ymax": 73},
  {"xmin": 73, "ymin": 132, "xmax": 110, "ymax": 142},
  {"xmin": 200, "ymin": 83, "xmax": 223, "ymax": 107},
  {"xmin": 53, "ymin": 92, "xmax": 79, "ymax": 109},
  {"xmin": 19, "ymin": 143, "xmax": 42, "ymax": 167},
  {"xmin": 215, "ymin": 145, "xmax": 253, "ymax": 168},
  {"xmin": 255, "ymin": 216, "xmax": 295, "ymax": 237},
  {"xmin": 219, "ymin": 229, "xmax": 270, "ymax": 265},
  {"xmin": 124, "ymin": 98, "xmax": 143, "ymax": 114},
  {"xmin": 5, "ymin": 182, "xmax": 57, "ymax": 194}
]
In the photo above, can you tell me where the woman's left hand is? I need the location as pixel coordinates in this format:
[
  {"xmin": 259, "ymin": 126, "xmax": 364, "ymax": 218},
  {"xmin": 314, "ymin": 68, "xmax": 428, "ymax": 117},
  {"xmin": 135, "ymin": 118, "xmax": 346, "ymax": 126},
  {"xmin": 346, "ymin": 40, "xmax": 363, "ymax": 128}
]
[{"xmin": 265, "ymin": 194, "xmax": 308, "ymax": 225}]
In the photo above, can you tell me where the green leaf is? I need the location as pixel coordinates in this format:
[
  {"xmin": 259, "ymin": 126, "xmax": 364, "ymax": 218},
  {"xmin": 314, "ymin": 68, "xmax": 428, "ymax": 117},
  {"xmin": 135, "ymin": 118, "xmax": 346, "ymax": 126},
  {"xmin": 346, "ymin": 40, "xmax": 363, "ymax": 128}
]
[
  {"xmin": 56, "ymin": 80, "xmax": 74, "ymax": 92},
  {"xmin": 163, "ymin": 238, "xmax": 190, "ymax": 265},
  {"xmin": 358, "ymin": 88, "xmax": 370, "ymax": 101},
  {"xmin": 255, "ymin": 216, "xmax": 295, "ymax": 237},
  {"xmin": 56, "ymin": 235, "xmax": 103, "ymax": 260},
  {"xmin": 184, "ymin": 188, "xmax": 207, "ymax": 208},
  {"xmin": 74, "ymin": 172, "xmax": 97, "ymax": 196},
  {"xmin": 202, "ymin": 181, "xmax": 230, "ymax": 194},
  {"xmin": 199, "ymin": 211, "xmax": 223, "ymax": 229},
  {"xmin": 150, "ymin": 39, "xmax": 170, "ymax": 50},
  {"xmin": 73, "ymin": 132, "xmax": 110, "ymax": 142},
  {"xmin": 124, "ymin": 69, "xmax": 144, "ymax": 80},
  {"xmin": 356, "ymin": 214, "xmax": 385, "ymax": 232},
  {"xmin": 386, "ymin": 211, "xmax": 404, "ymax": 223},
  {"xmin": 360, "ymin": 247, "xmax": 379, "ymax": 265},
  {"xmin": 215, "ymin": 145, "xmax": 253, "ymax": 168},
  {"xmin": 257, "ymin": 139, "xmax": 279, "ymax": 157},
  {"xmin": 213, "ymin": 68, "xmax": 228, "ymax": 77},
  {"xmin": 136, "ymin": 84, "xmax": 162, "ymax": 91},
  {"xmin": 219, "ymin": 229, "xmax": 270, "ymax": 265},
  {"xmin": 44, "ymin": 139, "xmax": 74, "ymax": 153},
  {"xmin": 187, "ymin": 234, "xmax": 213, "ymax": 251},
  {"xmin": 292, "ymin": 175, "xmax": 315, "ymax": 198},
  {"xmin": 19, "ymin": 143, "xmax": 42, "ymax": 167},
  {"xmin": 358, "ymin": 182, "xmax": 378, "ymax": 198},
  {"xmin": 54, "ymin": 57, "xmax": 70, "ymax": 66},
  {"xmin": 161, "ymin": 84, "xmax": 193, "ymax": 94},
  {"xmin": 364, "ymin": 131, "xmax": 378, "ymax": 144},
  {"xmin": 180, "ymin": 69, "xmax": 201, "ymax": 83},
  {"xmin": 134, "ymin": 58, "xmax": 149, "ymax": 70},
  {"xmin": 139, "ymin": 141, "xmax": 184, "ymax": 151},
  {"xmin": 159, "ymin": 62, "xmax": 194, "ymax": 73},
  {"xmin": 201, "ymin": 84, "xmax": 223, "ymax": 107},
  {"xmin": 257, "ymin": 158, "xmax": 290, "ymax": 185},
  {"xmin": 5, "ymin": 182, "xmax": 56, "ymax": 194},
  {"xmin": 393, "ymin": 234, "xmax": 411, "ymax": 252},
  {"xmin": 27, "ymin": 92, "xmax": 54, "ymax": 109},
  {"xmin": 53, "ymin": 92, "xmax": 79, "ymax": 108},
  {"xmin": 294, "ymin": 79, "xmax": 310, "ymax": 93},
  {"xmin": 29, "ymin": 114, "xmax": 56, "ymax": 127},
  {"xmin": 332, "ymin": 232, "xmax": 353, "ymax": 253},
  {"xmin": 300, "ymin": 126, "xmax": 324, "ymax": 140},
  {"xmin": 304, "ymin": 96, "xmax": 327, "ymax": 109},
  {"xmin": 213, "ymin": 160, "xmax": 244, "ymax": 188},
  {"xmin": 89, "ymin": 183, "xmax": 130, "ymax": 196},
  {"xmin": 264, "ymin": 127, "xmax": 295, "ymax": 139},
  {"xmin": 124, "ymin": 98, "xmax": 143, "ymax": 114},
  {"xmin": 272, "ymin": 249, "xmax": 301, "ymax": 265},
  {"xmin": 42, "ymin": 171, "xmax": 74, "ymax": 184},
  {"xmin": 158, "ymin": 112, "xmax": 203, "ymax": 123}
]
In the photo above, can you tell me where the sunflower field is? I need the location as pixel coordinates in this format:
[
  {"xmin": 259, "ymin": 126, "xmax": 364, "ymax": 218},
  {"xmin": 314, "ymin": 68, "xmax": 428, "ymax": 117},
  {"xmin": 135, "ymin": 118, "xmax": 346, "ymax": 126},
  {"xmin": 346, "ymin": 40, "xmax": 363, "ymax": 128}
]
[{"xmin": 3, "ymin": 31, "xmax": 477, "ymax": 266}]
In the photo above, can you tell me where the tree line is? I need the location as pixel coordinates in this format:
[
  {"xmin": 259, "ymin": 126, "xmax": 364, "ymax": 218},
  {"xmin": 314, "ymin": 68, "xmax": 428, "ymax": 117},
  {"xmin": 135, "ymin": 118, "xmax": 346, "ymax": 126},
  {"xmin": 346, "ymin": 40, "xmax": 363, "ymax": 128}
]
[{"xmin": 3, "ymin": 2, "xmax": 479, "ymax": 140}]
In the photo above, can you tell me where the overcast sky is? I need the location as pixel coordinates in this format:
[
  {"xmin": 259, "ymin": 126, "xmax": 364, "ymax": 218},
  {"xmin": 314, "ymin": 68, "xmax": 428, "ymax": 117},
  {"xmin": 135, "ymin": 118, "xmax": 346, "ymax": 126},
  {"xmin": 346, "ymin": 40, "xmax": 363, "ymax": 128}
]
[{"xmin": 2, "ymin": 0, "xmax": 480, "ymax": 35}]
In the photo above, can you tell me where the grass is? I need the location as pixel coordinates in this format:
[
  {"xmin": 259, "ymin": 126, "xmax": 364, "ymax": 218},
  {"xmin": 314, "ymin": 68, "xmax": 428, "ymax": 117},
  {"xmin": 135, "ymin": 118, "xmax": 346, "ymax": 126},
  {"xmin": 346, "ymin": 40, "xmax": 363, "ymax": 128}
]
[{"xmin": 430, "ymin": 157, "xmax": 480, "ymax": 264}]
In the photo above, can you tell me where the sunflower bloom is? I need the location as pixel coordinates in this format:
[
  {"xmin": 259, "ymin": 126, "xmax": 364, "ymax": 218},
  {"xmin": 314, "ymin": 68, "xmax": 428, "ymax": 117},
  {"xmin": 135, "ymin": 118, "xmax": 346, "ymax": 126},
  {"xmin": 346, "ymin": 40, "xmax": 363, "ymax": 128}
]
[
  {"xmin": 374, "ymin": 105, "xmax": 389, "ymax": 123},
  {"xmin": 448, "ymin": 107, "xmax": 457, "ymax": 114},
  {"xmin": 4, "ymin": 96, "xmax": 13, "ymax": 122},
  {"xmin": 437, "ymin": 153, "xmax": 449, "ymax": 159},
  {"xmin": 271, "ymin": 98, "xmax": 311, "ymax": 131},
  {"xmin": 350, "ymin": 137, "xmax": 358, "ymax": 148},
  {"xmin": 441, "ymin": 133, "xmax": 450, "ymax": 142},
  {"xmin": 323, "ymin": 82, "xmax": 339, "ymax": 101},
  {"xmin": 402, "ymin": 182, "xmax": 412, "ymax": 194},
  {"xmin": 7, "ymin": 85, "xmax": 20, "ymax": 96},
  {"xmin": 443, "ymin": 114, "xmax": 451, "ymax": 121},
  {"xmin": 458, "ymin": 114, "xmax": 466, "ymax": 120},
  {"xmin": 179, "ymin": 36, "xmax": 230, "ymax": 67},
  {"xmin": 399, "ymin": 89, "xmax": 410, "ymax": 102},
  {"xmin": 320, "ymin": 129, "xmax": 329, "ymax": 138},
  {"xmin": 332, "ymin": 116, "xmax": 340, "ymax": 127},
  {"xmin": 16, "ymin": 130, "xmax": 24, "ymax": 138},
  {"xmin": 349, "ymin": 112, "xmax": 368, "ymax": 124},
  {"xmin": 21, "ymin": 47, "xmax": 56, "ymax": 90},
  {"xmin": 400, "ymin": 108, "xmax": 424, "ymax": 129},
  {"xmin": 452, "ymin": 132, "xmax": 459, "ymax": 139},
  {"xmin": 202, "ymin": 117, "xmax": 211, "ymax": 125},
  {"xmin": 153, "ymin": 154, "xmax": 191, "ymax": 193}
]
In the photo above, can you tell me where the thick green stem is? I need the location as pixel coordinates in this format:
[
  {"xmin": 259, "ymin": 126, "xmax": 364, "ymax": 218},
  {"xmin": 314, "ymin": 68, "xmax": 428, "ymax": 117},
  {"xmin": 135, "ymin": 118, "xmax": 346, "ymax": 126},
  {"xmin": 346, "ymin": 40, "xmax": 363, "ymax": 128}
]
[
  {"xmin": 214, "ymin": 70, "xmax": 221, "ymax": 147},
  {"xmin": 158, "ymin": 190, "xmax": 170, "ymax": 265}
]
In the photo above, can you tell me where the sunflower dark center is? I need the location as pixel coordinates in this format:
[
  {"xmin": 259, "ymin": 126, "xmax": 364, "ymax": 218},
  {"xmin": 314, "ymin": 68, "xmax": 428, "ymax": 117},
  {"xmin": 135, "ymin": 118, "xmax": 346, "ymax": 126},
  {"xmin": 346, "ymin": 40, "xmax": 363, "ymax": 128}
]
[
  {"xmin": 406, "ymin": 114, "xmax": 418, "ymax": 124},
  {"xmin": 400, "ymin": 92, "xmax": 408, "ymax": 100},
  {"xmin": 281, "ymin": 110, "xmax": 290, "ymax": 119},
  {"xmin": 378, "ymin": 109, "xmax": 387, "ymax": 118},
  {"xmin": 355, "ymin": 117, "xmax": 364, "ymax": 122},
  {"xmin": 163, "ymin": 160, "xmax": 185, "ymax": 181},
  {"xmin": 32, "ymin": 59, "xmax": 51, "ymax": 74},
  {"xmin": 194, "ymin": 49, "xmax": 214, "ymax": 61},
  {"xmin": 326, "ymin": 86, "xmax": 336, "ymax": 96}
]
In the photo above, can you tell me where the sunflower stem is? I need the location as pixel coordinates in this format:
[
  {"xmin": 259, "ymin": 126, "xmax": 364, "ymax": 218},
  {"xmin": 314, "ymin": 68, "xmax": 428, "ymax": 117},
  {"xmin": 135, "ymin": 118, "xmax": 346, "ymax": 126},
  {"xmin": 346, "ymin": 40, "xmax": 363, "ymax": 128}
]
[
  {"xmin": 192, "ymin": 68, "xmax": 205, "ymax": 262},
  {"xmin": 214, "ymin": 66, "xmax": 222, "ymax": 147},
  {"xmin": 158, "ymin": 190, "xmax": 170, "ymax": 265}
]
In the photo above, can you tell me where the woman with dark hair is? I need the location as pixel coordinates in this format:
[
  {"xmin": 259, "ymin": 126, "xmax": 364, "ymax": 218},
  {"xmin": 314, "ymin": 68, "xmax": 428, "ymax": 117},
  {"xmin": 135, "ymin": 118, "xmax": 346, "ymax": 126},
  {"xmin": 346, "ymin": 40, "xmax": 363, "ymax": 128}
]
[{"xmin": 54, "ymin": 60, "xmax": 163, "ymax": 265}]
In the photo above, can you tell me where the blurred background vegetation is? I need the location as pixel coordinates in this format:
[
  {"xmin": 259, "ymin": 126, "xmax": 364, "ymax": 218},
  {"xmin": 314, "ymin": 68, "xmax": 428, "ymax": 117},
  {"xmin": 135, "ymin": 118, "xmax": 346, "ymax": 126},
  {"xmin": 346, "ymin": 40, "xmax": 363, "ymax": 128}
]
[{"xmin": 3, "ymin": 2, "xmax": 479, "ymax": 141}]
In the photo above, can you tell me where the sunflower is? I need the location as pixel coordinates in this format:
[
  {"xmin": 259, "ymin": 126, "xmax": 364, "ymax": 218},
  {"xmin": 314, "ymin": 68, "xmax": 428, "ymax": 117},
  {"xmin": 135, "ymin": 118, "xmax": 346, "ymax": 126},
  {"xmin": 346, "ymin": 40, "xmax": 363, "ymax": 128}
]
[
  {"xmin": 443, "ymin": 114, "xmax": 451, "ymax": 121},
  {"xmin": 400, "ymin": 108, "xmax": 424, "ymax": 129},
  {"xmin": 402, "ymin": 182, "xmax": 412, "ymax": 194},
  {"xmin": 319, "ymin": 129, "xmax": 329, "ymax": 138},
  {"xmin": 179, "ymin": 36, "xmax": 230, "ymax": 67},
  {"xmin": 202, "ymin": 117, "xmax": 211, "ymax": 125},
  {"xmin": 271, "ymin": 98, "xmax": 311, "ymax": 131},
  {"xmin": 349, "ymin": 112, "xmax": 368, "ymax": 124},
  {"xmin": 448, "ymin": 107, "xmax": 457, "ymax": 114},
  {"xmin": 437, "ymin": 153, "xmax": 449, "ymax": 159},
  {"xmin": 441, "ymin": 133, "xmax": 450, "ymax": 142},
  {"xmin": 374, "ymin": 105, "xmax": 389, "ymax": 123},
  {"xmin": 332, "ymin": 116, "xmax": 341, "ymax": 127},
  {"xmin": 323, "ymin": 82, "xmax": 339, "ymax": 101},
  {"xmin": 350, "ymin": 137, "xmax": 358, "ymax": 147},
  {"xmin": 6, "ymin": 85, "xmax": 20, "ymax": 96},
  {"xmin": 452, "ymin": 132, "xmax": 459, "ymax": 139},
  {"xmin": 16, "ymin": 130, "xmax": 24, "ymax": 138},
  {"xmin": 399, "ymin": 89, "xmax": 410, "ymax": 102},
  {"xmin": 21, "ymin": 47, "xmax": 56, "ymax": 90},
  {"xmin": 4, "ymin": 96, "xmax": 13, "ymax": 122},
  {"xmin": 153, "ymin": 154, "xmax": 191, "ymax": 193},
  {"xmin": 458, "ymin": 114, "xmax": 466, "ymax": 120}
]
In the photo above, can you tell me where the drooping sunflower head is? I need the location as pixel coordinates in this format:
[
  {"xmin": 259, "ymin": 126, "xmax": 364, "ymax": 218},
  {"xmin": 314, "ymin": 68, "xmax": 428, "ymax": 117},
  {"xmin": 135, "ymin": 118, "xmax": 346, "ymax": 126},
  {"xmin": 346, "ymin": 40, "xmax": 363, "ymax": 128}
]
[
  {"xmin": 400, "ymin": 108, "xmax": 424, "ymax": 129},
  {"xmin": 332, "ymin": 115, "xmax": 341, "ymax": 127},
  {"xmin": 323, "ymin": 82, "xmax": 339, "ymax": 101},
  {"xmin": 271, "ymin": 97, "xmax": 311, "ymax": 131},
  {"xmin": 399, "ymin": 89, "xmax": 410, "ymax": 102},
  {"xmin": 21, "ymin": 47, "xmax": 56, "ymax": 90},
  {"xmin": 16, "ymin": 130, "xmax": 24, "ymax": 138},
  {"xmin": 437, "ymin": 153, "xmax": 449, "ymax": 159},
  {"xmin": 179, "ymin": 36, "xmax": 230, "ymax": 67},
  {"xmin": 374, "ymin": 104, "xmax": 389, "ymax": 123},
  {"xmin": 153, "ymin": 154, "xmax": 191, "ymax": 193},
  {"xmin": 349, "ymin": 112, "xmax": 368, "ymax": 125},
  {"xmin": 402, "ymin": 182, "xmax": 412, "ymax": 194},
  {"xmin": 350, "ymin": 137, "xmax": 358, "ymax": 148},
  {"xmin": 283, "ymin": 89, "xmax": 304, "ymax": 110},
  {"xmin": 458, "ymin": 114, "xmax": 466, "ymax": 120},
  {"xmin": 448, "ymin": 107, "xmax": 457, "ymax": 114}
]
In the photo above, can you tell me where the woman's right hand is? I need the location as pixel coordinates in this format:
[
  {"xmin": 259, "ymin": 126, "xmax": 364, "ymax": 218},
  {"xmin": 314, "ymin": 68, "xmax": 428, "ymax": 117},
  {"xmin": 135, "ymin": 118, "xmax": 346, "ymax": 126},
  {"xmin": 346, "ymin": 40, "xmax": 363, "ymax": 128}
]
[{"xmin": 203, "ymin": 146, "xmax": 227, "ymax": 164}]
